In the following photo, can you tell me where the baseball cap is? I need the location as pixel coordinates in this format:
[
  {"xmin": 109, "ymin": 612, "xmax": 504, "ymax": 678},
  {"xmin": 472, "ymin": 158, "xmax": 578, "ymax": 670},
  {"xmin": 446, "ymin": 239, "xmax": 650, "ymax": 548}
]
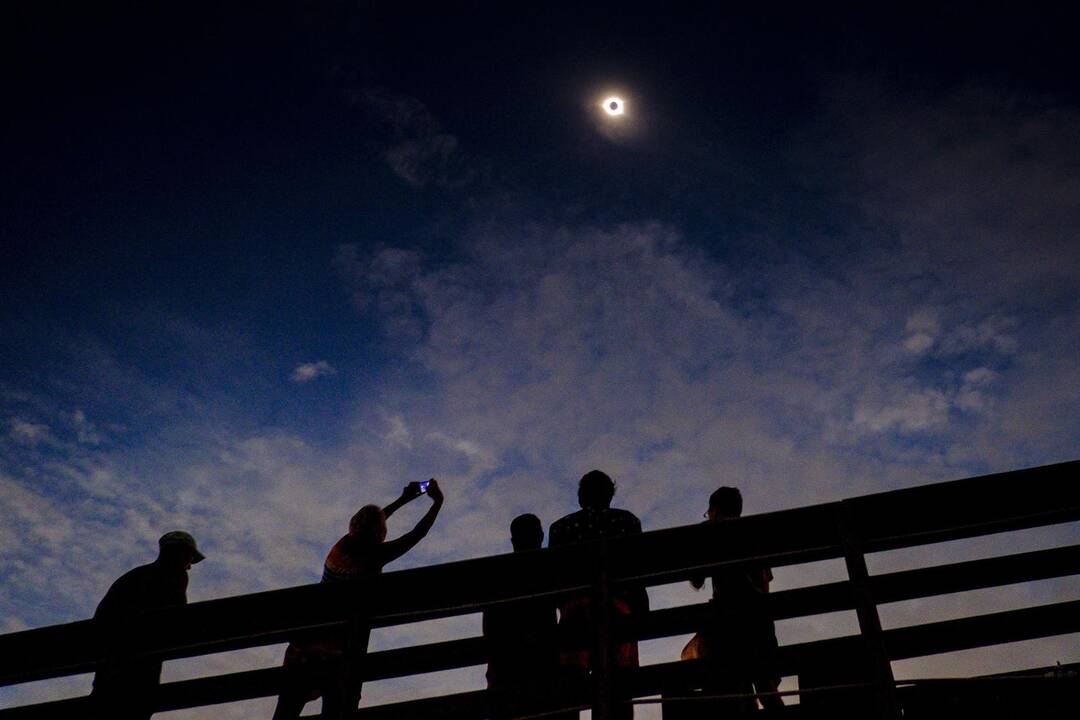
[{"xmin": 159, "ymin": 530, "xmax": 206, "ymax": 563}]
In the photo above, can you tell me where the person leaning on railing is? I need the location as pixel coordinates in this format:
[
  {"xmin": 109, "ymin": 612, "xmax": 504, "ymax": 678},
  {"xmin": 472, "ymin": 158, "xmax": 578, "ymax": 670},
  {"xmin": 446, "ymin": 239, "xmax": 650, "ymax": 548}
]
[
  {"xmin": 483, "ymin": 513, "xmax": 560, "ymax": 719},
  {"xmin": 92, "ymin": 531, "xmax": 206, "ymax": 720},
  {"xmin": 687, "ymin": 486, "xmax": 783, "ymax": 713},
  {"xmin": 548, "ymin": 470, "xmax": 648, "ymax": 720},
  {"xmin": 272, "ymin": 479, "xmax": 444, "ymax": 720}
]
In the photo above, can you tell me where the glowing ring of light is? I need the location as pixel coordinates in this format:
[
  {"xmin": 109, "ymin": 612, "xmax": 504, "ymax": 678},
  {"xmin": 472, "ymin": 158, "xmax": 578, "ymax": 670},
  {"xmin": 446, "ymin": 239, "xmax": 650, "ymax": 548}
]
[{"xmin": 602, "ymin": 96, "xmax": 625, "ymax": 116}]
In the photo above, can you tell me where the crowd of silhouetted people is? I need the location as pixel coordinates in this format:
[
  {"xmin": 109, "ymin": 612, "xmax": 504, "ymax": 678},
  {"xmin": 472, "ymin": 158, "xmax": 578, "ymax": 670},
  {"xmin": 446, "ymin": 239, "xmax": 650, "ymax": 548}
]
[{"xmin": 91, "ymin": 471, "xmax": 780, "ymax": 719}]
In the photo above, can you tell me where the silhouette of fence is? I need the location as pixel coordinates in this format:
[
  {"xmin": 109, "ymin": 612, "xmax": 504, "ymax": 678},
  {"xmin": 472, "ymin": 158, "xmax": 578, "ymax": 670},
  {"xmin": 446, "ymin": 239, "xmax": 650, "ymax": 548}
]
[{"xmin": 1, "ymin": 460, "xmax": 1078, "ymax": 719}]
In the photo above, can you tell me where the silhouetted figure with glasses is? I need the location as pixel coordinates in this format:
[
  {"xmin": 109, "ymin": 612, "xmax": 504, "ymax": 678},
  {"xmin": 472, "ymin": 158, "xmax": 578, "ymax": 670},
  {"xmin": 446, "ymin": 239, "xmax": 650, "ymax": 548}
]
[
  {"xmin": 690, "ymin": 486, "xmax": 783, "ymax": 715},
  {"xmin": 549, "ymin": 470, "xmax": 648, "ymax": 720},
  {"xmin": 272, "ymin": 479, "xmax": 444, "ymax": 720},
  {"xmin": 92, "ymin": 531, "xmax": 206, "ymax": 720},
  {"xmin": 483, "ymin": 513, "xmax": 560, "ymax": 719}
]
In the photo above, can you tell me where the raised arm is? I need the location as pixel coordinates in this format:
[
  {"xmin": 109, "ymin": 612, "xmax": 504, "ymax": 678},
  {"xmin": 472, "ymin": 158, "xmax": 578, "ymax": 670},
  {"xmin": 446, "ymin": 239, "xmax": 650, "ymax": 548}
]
[
  {"xmin": 380, "ymin": 479, "xmax": 444, "ymax": 566},
  {"xmin": 383, "ymin": 481, "xmax": 425, "ymax": 519}
]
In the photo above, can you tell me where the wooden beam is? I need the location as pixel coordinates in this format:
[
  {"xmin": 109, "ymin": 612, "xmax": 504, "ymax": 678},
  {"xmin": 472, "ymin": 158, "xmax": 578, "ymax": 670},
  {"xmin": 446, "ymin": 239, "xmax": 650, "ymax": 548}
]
[{"xmin": 0, "ymin": 461, "xmax": 1076, "ymax": 711}]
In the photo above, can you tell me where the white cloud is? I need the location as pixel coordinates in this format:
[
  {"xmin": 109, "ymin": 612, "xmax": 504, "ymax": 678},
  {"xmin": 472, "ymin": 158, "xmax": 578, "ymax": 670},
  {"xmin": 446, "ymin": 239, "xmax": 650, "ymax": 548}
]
[
  {"xmin": 963, "ymin": 367, "xmax": 998, "ymax": 386},
  {"xmin": 381, "ymin": 414, "xmax": 413, "ymax": 448},
  {"xmin": 71, "ymin": 408, "xmax": 103, "ymax": 445},
  {"xmin": 8, "ymin": 418, "xmax": 51, "ymax": 445},
  {"xmin": 290, "ymin": 361, "xmax": 336, "ymax": 383},
  {"xmin": 902, "ymin": 332, "xmax": 935, "ymax": 354},
  {"xmin": 905, "ymin": 310, "xmax": 940, "ymax": 336},
  {"xmin": 853, "ymin": 388, "xmax": 952, "ymax": 434}
]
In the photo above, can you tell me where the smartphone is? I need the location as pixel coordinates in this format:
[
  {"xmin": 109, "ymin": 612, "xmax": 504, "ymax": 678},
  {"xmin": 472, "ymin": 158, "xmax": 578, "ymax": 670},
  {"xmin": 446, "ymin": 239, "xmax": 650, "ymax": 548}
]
[{"xmin": 418, "ymin": 480, "xmax": 431, "ymax": 493}]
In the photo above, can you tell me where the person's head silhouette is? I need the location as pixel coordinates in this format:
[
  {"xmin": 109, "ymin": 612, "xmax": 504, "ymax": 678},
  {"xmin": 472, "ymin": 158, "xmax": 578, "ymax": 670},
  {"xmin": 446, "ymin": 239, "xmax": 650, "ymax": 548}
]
[
  {"xmin": 510, "ymin": 513, "xmax": 544, "ymax": 551},
  {"xmin": 157, "ymin": 530, "xmax": 205, "ymax": 571},
  {"xmin": 708, "ymin": 486, "xmax": 743, "ymax": 521},
  {"xmin": 349, "ymin": 504, "xmax": 388, "ymax": 543},
  {"xmin": 578, "ymin": 469, "xmax": 616, "ymax": 510}
]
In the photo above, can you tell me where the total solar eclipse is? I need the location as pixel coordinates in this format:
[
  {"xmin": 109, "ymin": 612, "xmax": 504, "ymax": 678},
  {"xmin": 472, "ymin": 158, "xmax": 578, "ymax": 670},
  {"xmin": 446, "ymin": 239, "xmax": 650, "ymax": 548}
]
[{"xmin": 602, "ymin": 96, "xmax": 625, "ymax": 116}]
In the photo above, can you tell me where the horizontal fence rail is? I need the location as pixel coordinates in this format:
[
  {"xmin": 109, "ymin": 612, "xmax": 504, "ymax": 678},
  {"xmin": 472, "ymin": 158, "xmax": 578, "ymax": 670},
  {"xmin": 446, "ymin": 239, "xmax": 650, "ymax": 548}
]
[{"xmin": 1, "ymin": 460, "xmax": 1077, "ymax": 719}]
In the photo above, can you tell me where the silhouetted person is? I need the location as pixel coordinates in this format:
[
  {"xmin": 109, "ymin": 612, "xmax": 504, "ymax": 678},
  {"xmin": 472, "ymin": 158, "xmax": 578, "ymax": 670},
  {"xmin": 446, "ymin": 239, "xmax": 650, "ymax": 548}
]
[
  {"xmin": 549, "ymin": 470, "xmax": 647, "ymax": 720},
  {"xmin": 483, "ymin": 513, "xmax": 559, "ymax": 719},
  {"xmin": 691, "ymin": 487, "xmax": 782, "ymax": 714},
  {"xmin": 92, "ymin": 530, "xmax": 206, "ymax": 720},
  {"xmin": 272, "ymin": 479, "xmax": 444, "ymax": 720}
]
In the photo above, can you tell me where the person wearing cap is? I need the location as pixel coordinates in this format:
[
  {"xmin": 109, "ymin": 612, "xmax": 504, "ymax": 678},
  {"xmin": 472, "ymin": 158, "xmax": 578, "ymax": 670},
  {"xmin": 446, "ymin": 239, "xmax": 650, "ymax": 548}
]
[{"xmin": 91, "ymin": 530, "xmax": 205, "ymax": 719}]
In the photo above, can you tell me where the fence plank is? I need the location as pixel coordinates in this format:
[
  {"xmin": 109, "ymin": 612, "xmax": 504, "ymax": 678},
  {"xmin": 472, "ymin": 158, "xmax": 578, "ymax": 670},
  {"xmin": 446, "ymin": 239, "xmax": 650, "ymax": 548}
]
[{"xmin": 3, "ymin": 597, "xmax": 1078, "ymax": 719}]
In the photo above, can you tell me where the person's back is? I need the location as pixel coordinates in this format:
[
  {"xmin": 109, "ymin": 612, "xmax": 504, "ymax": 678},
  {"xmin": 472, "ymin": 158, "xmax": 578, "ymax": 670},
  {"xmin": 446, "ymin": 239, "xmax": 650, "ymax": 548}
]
[
  {"xmin": 692, "ymin": 487, "xmax": 782, "ymax": 713},
  {"xmin": 548, "ymin": 506, "xmax": 641, "ymax": 546},
  {"xmin": 549, "ymin": 471, "xmax": 645, "ymax": 720},
  {"xmin": 92, "ymin": 531, "xmax": 204, "ymax": 720},
  {"xmin": 96, "ymin": 560, "xmax": 189, "ymax": 619},
  {"xmin": 483, "ymin": 514, "xmax": 558, "ymax": 718}
]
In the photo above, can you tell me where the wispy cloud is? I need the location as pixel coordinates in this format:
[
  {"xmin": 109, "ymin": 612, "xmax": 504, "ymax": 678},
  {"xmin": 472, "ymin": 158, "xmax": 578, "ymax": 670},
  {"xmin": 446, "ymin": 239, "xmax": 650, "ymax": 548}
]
[
  {"xmin": 8, "ymin": 418, "xmax": 51, "ymax": 445},
  {"xmin": 290, "ymin": 361, "xmax": 336, "ymax": 383},
  {"xmin": 71, "ymin": 409, "xmax": 104, "ymax": 445},
  {"xmin": 359, "ymin": 88, "xmax": 476, "ymax": 189}
]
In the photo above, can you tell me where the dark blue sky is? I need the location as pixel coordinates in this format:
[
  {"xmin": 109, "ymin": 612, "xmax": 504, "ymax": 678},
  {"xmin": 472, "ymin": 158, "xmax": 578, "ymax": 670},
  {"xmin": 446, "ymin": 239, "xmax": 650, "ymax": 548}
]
[{"xmin": 6, "ymin": 3, "xmax": 1075, "ymax": 403}]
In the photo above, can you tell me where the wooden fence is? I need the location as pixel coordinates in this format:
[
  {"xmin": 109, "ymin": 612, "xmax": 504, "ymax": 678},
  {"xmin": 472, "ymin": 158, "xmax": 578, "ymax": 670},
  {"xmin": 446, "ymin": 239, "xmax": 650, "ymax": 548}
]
[{"xmin": 1, "ymin": 460, "xmax": 1078, "ymax": 718}]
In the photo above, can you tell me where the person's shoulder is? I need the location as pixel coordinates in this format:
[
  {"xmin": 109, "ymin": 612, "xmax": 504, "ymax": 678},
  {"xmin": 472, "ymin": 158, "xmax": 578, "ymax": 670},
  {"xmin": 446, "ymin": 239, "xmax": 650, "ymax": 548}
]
[
  {"xmin": 548, "ymin": 510, "xmax": 583, "ymax": 544},
  {"xmin": 113, "ymin": 561, "xmax": 158, "ymax": 588},
  {"xmin": 325, "ymin": 535, "xmax": 350, "ymax": 559},
  {"xmin": 608, "ymin": 507, "xmax": 641, "ymax": 524},
  {"xmin": 605, "ymin": 508, "xmax": 642, "ymax": 534},
  {"xmin": 96, "ymin": 561, "xmax": 155, "ymax": 613},
  {"xmin": 550, "ymin": 510, "xmax": 583, "ymax": 531}
]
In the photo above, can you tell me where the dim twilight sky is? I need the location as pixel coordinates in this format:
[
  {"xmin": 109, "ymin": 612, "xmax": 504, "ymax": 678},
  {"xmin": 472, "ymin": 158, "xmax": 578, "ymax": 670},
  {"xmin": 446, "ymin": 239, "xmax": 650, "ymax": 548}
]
[{"xmin": 2, "ymin": 2, "xmax": 1079, "ymax": 717}]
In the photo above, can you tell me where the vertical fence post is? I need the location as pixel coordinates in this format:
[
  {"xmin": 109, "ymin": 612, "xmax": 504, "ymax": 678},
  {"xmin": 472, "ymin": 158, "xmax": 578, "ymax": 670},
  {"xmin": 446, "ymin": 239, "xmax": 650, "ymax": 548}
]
[
  {"xmin": 591, "ymin": 541, "xmax": 614, "ymax": 720},
  {"xmin": 837, "ymin": 500, "xmax": 900, "ymax": 720}
]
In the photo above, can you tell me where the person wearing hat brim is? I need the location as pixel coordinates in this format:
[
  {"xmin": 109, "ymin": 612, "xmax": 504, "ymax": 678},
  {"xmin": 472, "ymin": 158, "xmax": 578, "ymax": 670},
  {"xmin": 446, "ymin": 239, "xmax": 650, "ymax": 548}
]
[{"xmin": 91, "ymin": 531, "xmax": 205, "ymax": 720}]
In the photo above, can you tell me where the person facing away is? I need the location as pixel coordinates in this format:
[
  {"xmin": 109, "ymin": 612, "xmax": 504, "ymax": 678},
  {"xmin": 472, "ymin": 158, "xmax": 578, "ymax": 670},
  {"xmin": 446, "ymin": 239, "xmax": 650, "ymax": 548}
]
[
  {"xmin": 272, "ymin": 479, "xmax": 444, "ymax": 720},
  {"xmin": 691, "ymin": 486, "xmax": 783, "ymax": 713},
  {"xmin": 548, "ymin": 470, "xmax": 648, "ymax": 719},
  {"xmin": 92, "ymin": 530, "xmax": 206, "ymax": 720},
  {"xmin": 482, "ymin": 513, "xmax": 559, "ymax": 718}
]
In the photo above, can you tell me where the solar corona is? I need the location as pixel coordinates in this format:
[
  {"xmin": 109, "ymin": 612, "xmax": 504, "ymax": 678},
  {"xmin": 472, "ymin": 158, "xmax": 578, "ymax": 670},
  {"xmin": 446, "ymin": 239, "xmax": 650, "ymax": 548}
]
[{"xmin": 602, "ymin": 96, "xmax": 625, "ymax": 116}]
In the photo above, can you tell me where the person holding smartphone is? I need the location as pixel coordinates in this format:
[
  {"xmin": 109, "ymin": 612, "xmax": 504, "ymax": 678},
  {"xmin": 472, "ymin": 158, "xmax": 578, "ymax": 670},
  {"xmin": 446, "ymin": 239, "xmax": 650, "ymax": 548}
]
[{"xmin": 272, "ymin": 479, "xmax": 444, "ymax": 720}]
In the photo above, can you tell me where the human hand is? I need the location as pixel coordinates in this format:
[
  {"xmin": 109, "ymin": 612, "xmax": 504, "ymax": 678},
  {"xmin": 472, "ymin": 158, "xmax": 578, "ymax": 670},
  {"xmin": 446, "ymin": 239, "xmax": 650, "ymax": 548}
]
[
  {"xmin": 425, "ymin": 478, "xmax": 443, "ymax": 503},
  {"xmin": 403, "ymin": 481, "xmax": 424, "ymax": 501}
]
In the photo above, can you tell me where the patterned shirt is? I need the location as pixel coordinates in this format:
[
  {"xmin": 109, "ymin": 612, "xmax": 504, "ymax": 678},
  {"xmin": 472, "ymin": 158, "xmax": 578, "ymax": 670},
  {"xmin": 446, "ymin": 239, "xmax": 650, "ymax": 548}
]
[
  {"xmin": 548, "ymin": 507, "xmax": 642, "ymax": 547},
  {"xmin": 547, "ymin": 506, "xmax": 647, "ymax": 670}
]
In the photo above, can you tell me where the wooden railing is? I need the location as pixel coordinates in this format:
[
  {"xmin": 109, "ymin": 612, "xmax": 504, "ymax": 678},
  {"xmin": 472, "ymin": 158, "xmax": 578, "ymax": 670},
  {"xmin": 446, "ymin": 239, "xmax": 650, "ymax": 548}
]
[{"xmin": 1, "ymin": 460, "xmax": 1078, "ymax": 718}]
